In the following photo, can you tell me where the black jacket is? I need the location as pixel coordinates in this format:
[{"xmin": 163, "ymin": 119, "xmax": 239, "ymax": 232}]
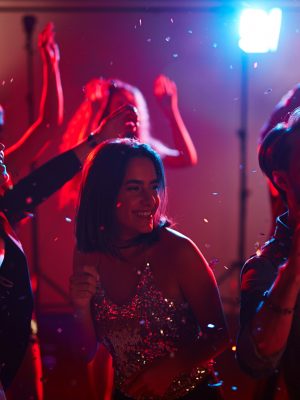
[{"xmin": 0, "ymin": 149, "xmax": 81, "ymax": 388}]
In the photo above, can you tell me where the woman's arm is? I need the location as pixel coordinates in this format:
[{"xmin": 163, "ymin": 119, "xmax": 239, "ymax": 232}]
[
  {"xmin": 1, "ymin": 105, "xmax": 138, "ymax": 224},
  {"xmin": 150, "ymin": 74, "xmax": 197, "ymax": 167},
  {"xmin": 69, "ymin": 249, "xmax": 99, "ymax": 362},
  {"xmin": 171, "ymin": 237, "xmax": 229, "ymax": 366},
  {"xmin": 5, "ymin": 23, "xmax": 64, "ymax": 180}
]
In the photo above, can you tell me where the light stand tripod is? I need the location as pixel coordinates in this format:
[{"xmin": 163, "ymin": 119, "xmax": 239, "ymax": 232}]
[{"xmin": 218, "ymin": 52, "xmax": 249, "ymax": 306}]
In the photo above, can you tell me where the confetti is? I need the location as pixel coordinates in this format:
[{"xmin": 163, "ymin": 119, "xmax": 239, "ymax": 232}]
[
  {"xmin": 208, "ymin": 380, "xmax": 223, "ymax": 387},
  {"xmin": 264, "ymin": 88, "xmax": 272, "ymax": 94},
  {"xmin": 65, "ymin": 217, "xmax": 72, "ymax": 223},
  {"xmin": 203, "ymin": 218, "xmax": 208, "ymax": 223}
]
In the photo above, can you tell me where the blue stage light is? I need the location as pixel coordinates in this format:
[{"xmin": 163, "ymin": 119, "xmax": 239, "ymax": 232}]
[{"xmin": 239, "ymin": 8, "xmax": 282, "ymax": 53}]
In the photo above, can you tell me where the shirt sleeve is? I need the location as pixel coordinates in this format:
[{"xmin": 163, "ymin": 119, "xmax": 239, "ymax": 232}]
[
  {"xmin": 237, "ymin": 255, "xmax": 285, "ymax": 378},
  {"xmin": 0, "ymin": 149, "xmax": 82, "ymax": 224}
]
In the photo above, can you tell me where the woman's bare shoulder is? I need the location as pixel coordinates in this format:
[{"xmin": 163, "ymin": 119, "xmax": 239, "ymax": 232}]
[{"xmin": 159, "ymin": 227, "xmax": 200, "ymax": 256}]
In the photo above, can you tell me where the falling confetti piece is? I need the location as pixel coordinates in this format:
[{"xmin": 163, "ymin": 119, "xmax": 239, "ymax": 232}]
[
  {"xmin": 188, "ymin": 29, "xmax": 193, "ymax": 34},
  {"xmin": 209, "ymin": 259, "xmax": 220, "ymax": 268},
  {"xmin": 139, "ymin": 18, "xmax": 142, "ymax": 26},
  {"xmin": 207, "ymin": 323, "xmax": 215, "ymax": 329},
  {"xmin": 231, "ymin": 386, "xmax": 238, "ymax": 391},
  {"xmin": 170, "ymin": 17, "xmax": 174, "ymax": 23},
  {"xmin": 65, "ymin": 217, "xmax": 72, "ymax": 223},
  {"xmin": 208, "ymin": 380, "xmax": 223, "ymax": 387},
  {"xmin": 203, "ymin": 218, "xmax": 208, "ymax": 223},
  {"xmin": 147, "ymin": 38, "xmax": 152, "ymax": 42},
  {"xmin": 231, "ymin": 345, "xmax": 237, "ymax": 351},
  {"xmin": 165, "ymin": 36, "xmax": 171, "ymax": 42},
  {"xmin": 229, "ymin": 65, "xmax": 233, "ymax": 70},
  {"xmin": 172, "ymin": 53, "xmax": 179, "ymax": 58},
  {"xmin": 264, "ymin": 88, "xmax": 272, "ymax": 94},
  {"xmin": 212, "ymin": 192, "xmax": 219, "ymax": 196},
  {"xmin": 253, "ymin": 62, "xmax": 258, "ymax": 69},
  {"xmin": 26, "ymin": 197, "xmax": 33, "ymax": 204},
  {"xmin": 212, "ymin": 42, "xmax": 218, "ymax": 48}
]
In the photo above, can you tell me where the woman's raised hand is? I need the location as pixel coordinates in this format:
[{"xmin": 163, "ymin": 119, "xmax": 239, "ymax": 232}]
[
  {"xmin": 91, "ymin": 104, "xmax": 139, "ymax": 143},
  {"xmin": 154, "ymin": 74, "xmax": 178, "ymax": 115},
  {"xmin": 69, "ymin": 265, "xmax": 99, "ymax": 310}
]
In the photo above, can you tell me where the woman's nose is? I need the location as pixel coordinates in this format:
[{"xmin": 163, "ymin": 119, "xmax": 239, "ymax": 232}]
[{"xmin": 141, "ymin": 189, "xmax": 156, "ymax": 206}]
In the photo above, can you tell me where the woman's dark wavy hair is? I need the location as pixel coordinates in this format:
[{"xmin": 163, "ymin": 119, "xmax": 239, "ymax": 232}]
[
  {"xmin": 76, "ymin": 138, "xmax": 170, "ymax": 255},
  {"xmin": 258, "ymin": 118, "xmax": 300, "ymax": 202}
]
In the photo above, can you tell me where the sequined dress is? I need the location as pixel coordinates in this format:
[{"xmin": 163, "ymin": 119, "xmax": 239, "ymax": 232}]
[{"xmin": 92, "ymin": 262, "xmax": 212, "ymax": 400}]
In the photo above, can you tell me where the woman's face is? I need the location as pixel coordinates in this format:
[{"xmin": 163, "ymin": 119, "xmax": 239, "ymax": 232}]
[
  {"xmin": 115, "ymin": 156, "xmax": 160, "ymax": 242},
  {"xmin": 109, "ymin": 89, "xmax": 137, "ymax": 114}
]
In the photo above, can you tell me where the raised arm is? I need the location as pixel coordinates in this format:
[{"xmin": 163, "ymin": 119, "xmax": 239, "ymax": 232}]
[
  {"xmin": 0, "ymin": 105, "xmax": 138, "ymax": 224},
  {"xmin": 5, "ymin": 23, "xmax": 64, "ymax": 180},
  {"xmin": 150, "ymin": 74, "xmax": 197, "ymax": 167}
]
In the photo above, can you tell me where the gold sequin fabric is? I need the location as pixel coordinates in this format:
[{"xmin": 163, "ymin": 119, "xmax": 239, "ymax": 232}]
[{"xmin": 92, "ymin": 263, "xmax": 211, "ymax": 399}]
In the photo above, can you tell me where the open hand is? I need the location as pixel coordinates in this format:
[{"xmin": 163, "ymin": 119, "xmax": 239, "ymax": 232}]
[
  {"xmin": 91, "ymin": 104, "xmax": 139, "ymax": 143},
  {"xmin": 38, "ymin": 22, "xmax": 60, "ymax": 64},
  {"xmin": 69, "ymin": 265, "xmax": 99, "ymax": 310},
  {"xmin": 154, "ymin": 74, "xmax": 178, "ymax": 114}
]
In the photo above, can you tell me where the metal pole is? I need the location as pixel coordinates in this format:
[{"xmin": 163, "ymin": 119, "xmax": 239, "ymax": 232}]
[{"xmin": 237, "ymin": 51, "xmax": 248, "ymax": 265}]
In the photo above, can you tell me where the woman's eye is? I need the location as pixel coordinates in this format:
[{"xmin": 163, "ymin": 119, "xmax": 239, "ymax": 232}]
[{"xmin": 127, "ymin": 186, "xmax": 140, "ymax": 191}]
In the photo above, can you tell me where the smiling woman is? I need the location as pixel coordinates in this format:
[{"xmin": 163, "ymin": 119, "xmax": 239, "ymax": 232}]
[{"xmin": 70, "ymin": 138, "xmax": 229, "ymax": 400}]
